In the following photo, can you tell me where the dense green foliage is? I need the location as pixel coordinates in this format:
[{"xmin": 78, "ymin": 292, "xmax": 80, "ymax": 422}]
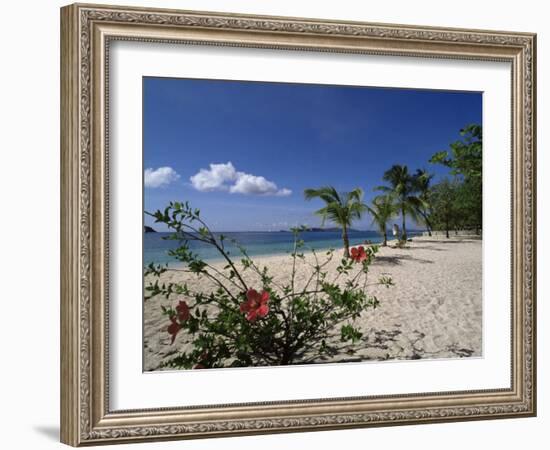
[
  {"xmin": 428, "ymin": 179, "xmax": 461, "ymax": 238},
  {"xmin": 429, "ymin": 124, "xmax": 483, "ymax": 233},
  {"xmin": 430, "ymin": 124, "xmax": 482, "ymax": 179}
]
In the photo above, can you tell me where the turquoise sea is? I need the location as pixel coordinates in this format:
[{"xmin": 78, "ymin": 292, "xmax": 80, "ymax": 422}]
[{"xmin": 144, "ymin": 230, "xmax": 423, "ymax": 266}]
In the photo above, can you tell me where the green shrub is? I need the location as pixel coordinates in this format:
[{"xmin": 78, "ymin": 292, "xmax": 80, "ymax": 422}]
[{"xmin": 145, "ymin": 201, "xmax": 393, "ymax": 369}]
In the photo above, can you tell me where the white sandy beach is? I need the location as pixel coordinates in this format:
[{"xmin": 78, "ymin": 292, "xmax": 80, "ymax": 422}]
[{"xmin": 144, "ymin": 236, "xmax": 482, "ymax": 371}]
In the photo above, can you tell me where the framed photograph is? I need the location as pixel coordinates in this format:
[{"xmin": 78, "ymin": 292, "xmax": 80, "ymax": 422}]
[{"xmin": 60, "ymin": 3, "xmax": 536, "ymax": 446}]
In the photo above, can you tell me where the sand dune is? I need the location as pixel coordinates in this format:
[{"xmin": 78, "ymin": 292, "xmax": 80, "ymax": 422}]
[{"xmin": 144, "ymin": 236, "xmax": 482, "ymax": 371}]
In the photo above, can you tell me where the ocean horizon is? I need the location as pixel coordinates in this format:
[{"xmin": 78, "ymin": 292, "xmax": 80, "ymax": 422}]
[{"xmin": 144, "ymin": 229, "xmax": 424, "ymax": 266}]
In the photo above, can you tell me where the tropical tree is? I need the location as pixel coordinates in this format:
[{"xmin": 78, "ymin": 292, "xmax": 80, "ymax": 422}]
[
  {"xmin": 304, "ymin": 186, "xmax": 368, "ymax": 258},
  {"xmin": 367, "ymin": 195, "xmax": 397, "ymax": 246},
  {"xmin": 430, "ymin": 124, "xmax": 482, "ymax": 179},
  {"xmin": 375, "ymin": 165, "xmax": 420, "ymax": 241},
  {"xmin": 413, "ymin": 169, "xmax": 434, "ymax": 236},
  {"xmin": 430, "ymin": 124, "xmax": 482, "ymax": 232},
  {"xmin": 430, "ymin": 178, "xmax": 460, "ymax": 238}
]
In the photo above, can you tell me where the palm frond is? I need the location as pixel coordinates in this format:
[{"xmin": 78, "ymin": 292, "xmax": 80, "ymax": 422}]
[
  {"xmin": 367, "ymin": 194, "xmax": 397, "ymax": 235},
  {"xmin": 314, "ymin": 203, "xmax": 346, "ymax": 227},
  {"xmin": 304, "ymin": 186, "xmax": 341, "ymax": 205},
  {"xmin": 382, "ymin": 164, "xmax": 409, "ymax": 186},
  {"xmin": 347, "ymin": 188, "xmax": 364, "ymax": 202},
  {"xmin": 373, "ymin": 185, "xmax": 393, "ymax": 193},
  {"xmin": 304, "ymin": 185, "xmax": 367, "ymax": 229},
  {"xmin": 348, "ymin": 202, "xmax": 368, "ymax": 220}
]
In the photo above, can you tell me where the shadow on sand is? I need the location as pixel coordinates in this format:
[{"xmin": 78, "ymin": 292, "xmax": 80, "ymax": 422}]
[
  {"xmin": 402, "ymin": 245, "xmax": 448, "ymax": 251},
  {"xmin": 374, "ymin": 254, "xmax": 434, "ymax": 266},
  {"xmin": 412, "ymin": 238, "xmax": 479, "ymax": 244}
]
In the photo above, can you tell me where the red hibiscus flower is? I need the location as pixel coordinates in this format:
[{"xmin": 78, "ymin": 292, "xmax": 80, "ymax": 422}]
[
  {"xmin": 176, "ymin": 300, "xmax": 190, "ymax": 321},
  {"xmin": 167, "ymin": 317, "xmax": 181, "ymax": 344},
  {"xmin": 167, "ymin": 300, "xmax": 190, "ymax": 344},
  {"xmin": 240, "ymin": 289, "xmax": 270, "ymax": 321},
  {"xmin": 350, "ymin": 246, "xmax": 368, "ymax": 263}
]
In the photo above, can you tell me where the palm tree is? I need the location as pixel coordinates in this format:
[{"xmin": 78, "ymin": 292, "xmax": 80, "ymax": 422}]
[
  {"xmin": 304, "ymin": 186, "xmax": 367, "ymax": 258},
  {"xmin": 413, "ymin": 169, "xmax": 434, "ymax": 236},
  {"xmin": 367, "ymin": 195, "xmax": 397, "ymax": 246},
  {"xmin": 375, "ymin": 165, "xmax": 420, "ymax": 241}
]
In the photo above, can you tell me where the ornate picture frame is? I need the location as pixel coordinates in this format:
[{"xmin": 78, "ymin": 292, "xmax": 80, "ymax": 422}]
[{"xmin": 60, "ymin": 3, "xmax": 536, "ymax": 446}]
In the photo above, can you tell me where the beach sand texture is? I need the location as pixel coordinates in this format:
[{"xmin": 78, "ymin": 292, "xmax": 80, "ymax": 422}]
[{"xmin": 144, "ymin": 236, "xmax": 482, "ymax": 371}]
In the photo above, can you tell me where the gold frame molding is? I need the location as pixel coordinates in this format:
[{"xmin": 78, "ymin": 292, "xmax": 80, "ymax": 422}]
[{"xmin": 60, "ymin": 3, "xmax": 536, "ymax": 446}]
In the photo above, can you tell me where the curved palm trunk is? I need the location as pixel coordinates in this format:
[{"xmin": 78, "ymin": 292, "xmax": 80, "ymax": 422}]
[
  {"xmin": 383, "ymin": 229, "xmax": 388, "ymax": 246},
  {"xmin": 419, "ymin": 210, "xmax": 432, "ymax": 236},
  {"xmin": 401, "ymin": 205, "xmax": 407, "ymax": 241},
  {"xmin": 342, "ymin": 225, "xmax": 350, "ymax": 258}
]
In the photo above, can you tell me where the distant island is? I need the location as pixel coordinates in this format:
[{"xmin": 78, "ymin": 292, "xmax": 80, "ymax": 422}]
[
  {"xmin": 279, "ymin": 227, "xmax": 360, "ymax": 233},
  {"xmin": 144, "ymin": 226, "xmax": 157, "ymax": 233}
]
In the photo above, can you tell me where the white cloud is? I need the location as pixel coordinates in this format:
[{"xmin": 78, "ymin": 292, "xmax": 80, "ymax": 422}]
[
  {"xmin": 144, "ymin": 166, "xmax": 180, "ymax": 188},
  {"xmin": 275, "ymin": 188, "xmax": 292, "ymax": 197},
  {"xmin": 229, "ymin": 174, "xmax": 290, "ymax": 196},
  {"xmin": 190, "ymin": 162, "xmax": 291, "ymax": 197},
  {"xmin": 189, "ymin": 162, "xmax": 238, "ymax": 192}
]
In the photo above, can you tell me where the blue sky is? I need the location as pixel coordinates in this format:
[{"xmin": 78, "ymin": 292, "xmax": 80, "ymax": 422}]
[{"xmin": 143, "ymin": 77, "xmax": 481, "ymax": 232}]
